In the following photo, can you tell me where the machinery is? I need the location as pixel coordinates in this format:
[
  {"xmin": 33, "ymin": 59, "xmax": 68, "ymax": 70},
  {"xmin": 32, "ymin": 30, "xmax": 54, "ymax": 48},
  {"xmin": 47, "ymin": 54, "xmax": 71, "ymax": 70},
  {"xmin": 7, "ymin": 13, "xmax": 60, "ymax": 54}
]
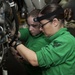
[{"xmin": 0, "ymin": 0, "xmax": 19, "ymax": 75}]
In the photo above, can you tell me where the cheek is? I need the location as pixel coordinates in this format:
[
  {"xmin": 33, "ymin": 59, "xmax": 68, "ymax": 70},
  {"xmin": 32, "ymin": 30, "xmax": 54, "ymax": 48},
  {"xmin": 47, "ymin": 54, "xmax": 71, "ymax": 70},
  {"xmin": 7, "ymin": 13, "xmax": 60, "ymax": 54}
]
[
  {"xmin": 44, "ymin": 28, "xmax": 50, "ymax": 35},
  {"xmin": 43, "ymin": 25, "xmax": 51, "ymax": 33},
  {"xmin": 34, "ymin": 28, "xmax": 40, "ymax": 33},
  {"xmin": 43, "ymin": 25, "xmax": 52, "ymax": 36}
]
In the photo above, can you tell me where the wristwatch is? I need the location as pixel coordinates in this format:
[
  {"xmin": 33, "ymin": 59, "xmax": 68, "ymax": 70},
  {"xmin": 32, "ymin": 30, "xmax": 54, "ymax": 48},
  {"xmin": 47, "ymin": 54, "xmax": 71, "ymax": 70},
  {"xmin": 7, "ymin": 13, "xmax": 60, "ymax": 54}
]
[{"xmin": 14, "ymin": 40, "xmax": 22, "ymax": 50}]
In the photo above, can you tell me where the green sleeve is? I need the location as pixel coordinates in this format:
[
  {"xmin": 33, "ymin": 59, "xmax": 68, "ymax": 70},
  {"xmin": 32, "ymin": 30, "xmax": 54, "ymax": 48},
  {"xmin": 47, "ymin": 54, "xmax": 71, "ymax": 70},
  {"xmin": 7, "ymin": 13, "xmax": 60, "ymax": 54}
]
[
  {"xmin": 29, "ymin": 39, "xmax": 48, "ymax": 52},
  {"xmin": 36, "ymin": 36, "xmax": 75, "ymax": 68},
  {"xmin": 19, "ymin": 28, "xmax": 30, "ymax": 41}
]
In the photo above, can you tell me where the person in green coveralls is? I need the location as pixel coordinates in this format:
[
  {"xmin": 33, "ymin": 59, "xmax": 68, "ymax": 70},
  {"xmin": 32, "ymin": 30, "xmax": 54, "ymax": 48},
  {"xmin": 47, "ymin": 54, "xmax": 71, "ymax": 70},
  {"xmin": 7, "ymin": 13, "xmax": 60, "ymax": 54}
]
[
  {"xmin": 12, "ymin": 3, "xmax": 75, "ymax": 75},
  {"xmin": 17, "ymin": 9, "xmax": 48, "ymax": 75}
]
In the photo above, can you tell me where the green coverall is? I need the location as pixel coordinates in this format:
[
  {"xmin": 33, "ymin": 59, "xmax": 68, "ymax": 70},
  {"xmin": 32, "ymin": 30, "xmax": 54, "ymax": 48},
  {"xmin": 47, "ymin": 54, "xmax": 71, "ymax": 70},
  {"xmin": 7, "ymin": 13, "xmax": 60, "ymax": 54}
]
[
  {"xmin": 36, "ymin": 28, "xmax": 75, "ymax": 75},
  {"xmin": 19, "ymin": 28, "xmax": 48, "ymax": 75}
]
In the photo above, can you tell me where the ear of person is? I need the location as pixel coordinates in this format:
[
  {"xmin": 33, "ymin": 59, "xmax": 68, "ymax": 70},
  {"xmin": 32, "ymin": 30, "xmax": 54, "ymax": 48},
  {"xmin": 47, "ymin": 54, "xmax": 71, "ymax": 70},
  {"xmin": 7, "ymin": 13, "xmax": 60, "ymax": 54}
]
[{"xmin": 52, "ymin": 18, "xmax": 59, "ymax": 27}]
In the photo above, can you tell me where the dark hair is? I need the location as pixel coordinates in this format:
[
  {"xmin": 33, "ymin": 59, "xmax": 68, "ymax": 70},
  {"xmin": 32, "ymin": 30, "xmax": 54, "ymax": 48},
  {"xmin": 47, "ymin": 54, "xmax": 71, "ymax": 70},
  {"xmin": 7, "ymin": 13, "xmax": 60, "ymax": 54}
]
[
  {"xmin": 40, "ymin": 3, "xmax": 64, "ymax": 21},
  {"xmin": 27, "ymin": 9, "xmax": 40, "ymax": 18},
  {"xmin": 35, "ymin": 3, "xmax": 73, "ymax": 23},
  {"xmin": 64, "ymin": 8, "xmax": 73, "ymax": 22},
  {"xmin": 34, "ymin": 3, "xmax": 73, "ymax": 23}
]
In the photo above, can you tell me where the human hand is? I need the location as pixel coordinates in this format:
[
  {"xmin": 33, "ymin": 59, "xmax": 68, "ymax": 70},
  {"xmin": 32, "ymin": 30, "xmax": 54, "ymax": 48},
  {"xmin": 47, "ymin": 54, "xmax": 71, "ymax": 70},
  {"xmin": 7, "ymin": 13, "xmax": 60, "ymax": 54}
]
[{"xmin": 9, "ymin": 38, "xmax": 22, "ymax": 50}]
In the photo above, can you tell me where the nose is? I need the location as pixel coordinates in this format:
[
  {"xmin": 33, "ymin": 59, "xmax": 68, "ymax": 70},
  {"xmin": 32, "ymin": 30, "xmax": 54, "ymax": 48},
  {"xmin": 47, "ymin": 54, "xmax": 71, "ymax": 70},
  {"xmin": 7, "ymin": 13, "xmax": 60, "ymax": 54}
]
[
  {"xmin": 29, "ymin": 26, "xmax": 33, "ymax": 31},
  {"xmin": 40, "ymin": 27, "xmax": 43, "ymax": 31}
]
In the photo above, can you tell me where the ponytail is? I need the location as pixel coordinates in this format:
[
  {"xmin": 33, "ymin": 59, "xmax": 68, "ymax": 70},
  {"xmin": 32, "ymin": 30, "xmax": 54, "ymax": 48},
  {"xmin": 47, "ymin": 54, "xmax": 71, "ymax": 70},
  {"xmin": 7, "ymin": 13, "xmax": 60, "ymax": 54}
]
[{"xmin": 64, "ymin": 8, "xmax": 73, "ymax": 22}]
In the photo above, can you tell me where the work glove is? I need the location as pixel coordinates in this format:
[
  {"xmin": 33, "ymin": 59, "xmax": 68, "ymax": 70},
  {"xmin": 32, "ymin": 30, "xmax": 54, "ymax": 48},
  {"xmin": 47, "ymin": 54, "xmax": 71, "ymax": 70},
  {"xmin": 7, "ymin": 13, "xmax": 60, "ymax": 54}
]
[{"xmin": 12, "ymin": 39, "xmax": 22, "ymax": 50}]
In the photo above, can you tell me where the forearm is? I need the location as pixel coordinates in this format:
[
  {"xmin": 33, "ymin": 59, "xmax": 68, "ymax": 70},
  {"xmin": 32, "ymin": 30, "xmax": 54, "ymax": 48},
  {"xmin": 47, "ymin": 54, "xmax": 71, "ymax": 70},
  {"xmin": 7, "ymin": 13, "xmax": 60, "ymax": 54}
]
[{"xmin": 16, "ymin": 44, "xmax": 39, "ymax": 66}]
